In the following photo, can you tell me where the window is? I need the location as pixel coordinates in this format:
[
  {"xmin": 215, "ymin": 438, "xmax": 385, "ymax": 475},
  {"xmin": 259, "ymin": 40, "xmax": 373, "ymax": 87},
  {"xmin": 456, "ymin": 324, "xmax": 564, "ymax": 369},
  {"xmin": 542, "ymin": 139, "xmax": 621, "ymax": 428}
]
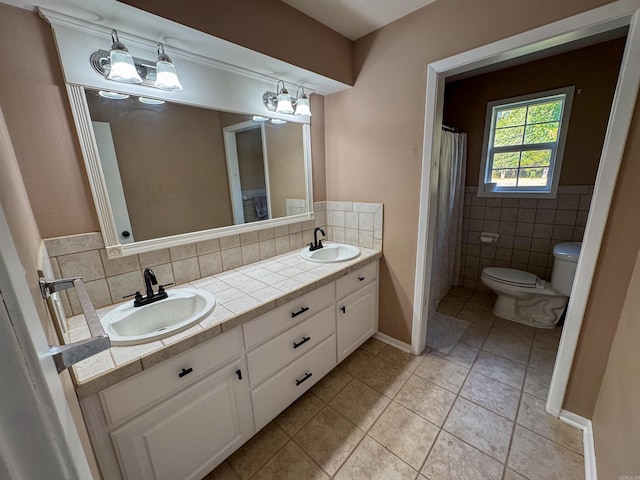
[{"xmin": 478, "ymin": 86, "xmax": 574, "ymax": 197}]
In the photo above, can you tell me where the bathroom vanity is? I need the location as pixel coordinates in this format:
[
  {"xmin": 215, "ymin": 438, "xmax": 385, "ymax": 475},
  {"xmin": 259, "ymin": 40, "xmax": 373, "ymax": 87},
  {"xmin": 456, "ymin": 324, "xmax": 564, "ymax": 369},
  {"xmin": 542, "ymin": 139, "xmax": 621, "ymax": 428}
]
[{"xmin": 74, "ymin": 250, "xmax": 380, "ymax": 480}]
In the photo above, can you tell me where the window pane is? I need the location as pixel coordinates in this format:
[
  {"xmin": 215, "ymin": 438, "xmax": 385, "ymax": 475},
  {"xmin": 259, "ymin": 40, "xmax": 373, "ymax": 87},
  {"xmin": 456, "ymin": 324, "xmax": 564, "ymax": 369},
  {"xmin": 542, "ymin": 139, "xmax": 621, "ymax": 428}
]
[
  {"xmin": 517, "ymin": 167, "xmax": 549, "ymax": 187},
  {"xmin": 524, "ymin": 122, "xmax": 559, "ymax": 144},
  {"xmin": 492, "ymin": 151, "xmax": 520, "ymax": 169},
  {"xmin": 521, "ymin": 150, "xmax": 551, "ymax": 168},
  {"xmin": 495, "ymin": 107, "xmax": 526, "ymax": 128},
  {"xmin": 491, "ymin": 168, "xmax": 518, "ymax": 186},
  {"xmin": 493, "ymin": 126, "xmax": 524, "ymax": 147},
  {"xmin": 526, "ymin": 100, "xmax": 563, "ymax": 124}
]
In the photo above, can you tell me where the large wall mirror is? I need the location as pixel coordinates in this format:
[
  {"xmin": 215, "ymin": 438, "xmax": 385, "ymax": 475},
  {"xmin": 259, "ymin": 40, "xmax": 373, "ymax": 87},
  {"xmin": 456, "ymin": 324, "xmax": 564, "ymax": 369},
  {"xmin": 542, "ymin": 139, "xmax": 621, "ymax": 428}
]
[{"xmin": 67, "ymin": 85, "xmax": 313, "ymax": 258}]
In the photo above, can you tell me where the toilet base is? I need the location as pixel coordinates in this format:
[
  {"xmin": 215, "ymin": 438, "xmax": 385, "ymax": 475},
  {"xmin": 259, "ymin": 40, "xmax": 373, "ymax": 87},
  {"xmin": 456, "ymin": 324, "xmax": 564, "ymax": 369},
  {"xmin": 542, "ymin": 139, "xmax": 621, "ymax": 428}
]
[{"xmin": 493, "ymin": 294, "xmax": 567, "ymax": 329}]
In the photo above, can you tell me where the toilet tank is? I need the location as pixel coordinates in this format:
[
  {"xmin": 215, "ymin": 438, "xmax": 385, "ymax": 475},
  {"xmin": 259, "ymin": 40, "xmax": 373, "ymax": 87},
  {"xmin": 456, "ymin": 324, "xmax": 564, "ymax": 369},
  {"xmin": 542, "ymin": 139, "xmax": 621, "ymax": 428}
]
[{"xmin": 551, "ymin": 242, "xmax": 582, "ymax": 296}]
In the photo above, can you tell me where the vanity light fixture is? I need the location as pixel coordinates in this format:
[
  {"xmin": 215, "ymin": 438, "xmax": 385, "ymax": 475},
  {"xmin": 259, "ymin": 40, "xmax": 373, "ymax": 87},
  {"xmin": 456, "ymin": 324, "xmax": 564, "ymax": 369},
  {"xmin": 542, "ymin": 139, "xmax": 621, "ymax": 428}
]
[
  {"xmin": 271, "ymin": 119, "xmax": 287, "ymax": 124},
  {"xmin": 262, "ymin": 80, "xmax": 312, "ymax": 116},
  {"xmin": 91, "ymin": 32, "xmax": 184, "ymax": 92},
  {"xmin": 107, "ymin": 30, "xmax": 142, "ymax": 84},
  {"xmin": 154, "ymin": 43, "xmax": 183, "ymax": 91},
  {"xmin": 98, "ymin": 90, "xmax": 130, "ymax": 100},
  {"xmin": 252, "ymin": 115, "xmax": 269, "ymax": 122},
  {"xmin": 293, "ymin": 86, "xmax": 311, "ymax": 116}
]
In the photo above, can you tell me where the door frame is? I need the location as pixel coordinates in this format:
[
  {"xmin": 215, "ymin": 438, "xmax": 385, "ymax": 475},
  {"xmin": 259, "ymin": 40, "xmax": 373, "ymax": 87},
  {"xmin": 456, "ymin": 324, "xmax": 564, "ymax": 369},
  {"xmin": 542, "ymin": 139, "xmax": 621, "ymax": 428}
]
[
  {"xmin": 223, "ymin": 120, "xmax": 271, "ymax": 224},
  {"xmin": 412, "ymin": 0, "xmax": 640, "ymax": 417}
]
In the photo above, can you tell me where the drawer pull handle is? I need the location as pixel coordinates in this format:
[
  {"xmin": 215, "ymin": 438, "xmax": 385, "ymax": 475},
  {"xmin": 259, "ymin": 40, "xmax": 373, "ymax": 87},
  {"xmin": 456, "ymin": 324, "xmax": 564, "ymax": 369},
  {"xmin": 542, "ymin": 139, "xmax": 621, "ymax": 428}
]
[
  {"xmin": 235, "ymin": 369, "xmax": 243, "ymax": 380},
  {"xmin": 358, "ymin": 276, "xmax": 365, "ymax": 281},
  {"xmin": 178, "ymin": 367, "xmax": 193, "ymax": 378},
  {"xmin": 340, "ymin": 306, "xmax": 346, "ymax": 314},
  {"xmin": 293, "ymin": 336, "xmax": 311, "ymax": 349},
  {"xmin": 295, "ymin": 372, "xmax": 313, "ymax": 386},
  {"xmin": 291, "ymin": 306, "xmax": 310, "ymax": 318}
]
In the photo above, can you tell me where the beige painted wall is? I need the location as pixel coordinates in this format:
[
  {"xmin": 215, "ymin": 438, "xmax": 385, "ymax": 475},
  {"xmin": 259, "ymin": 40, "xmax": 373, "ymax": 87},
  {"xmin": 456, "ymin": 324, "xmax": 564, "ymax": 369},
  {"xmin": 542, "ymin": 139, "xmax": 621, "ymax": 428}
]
[
  {"xmin": 311, "ymin": 94, "xmax": 327, "ymax": 202},
  {"xmin": 0, "ymin": 4, "xmax": 98, "ymax": 237},
  {"xmin": 444, "ymin": 38, "xmax": 625, "ymax": 186},
  {"xmin": 265, "ymin": 122, "xmax": 306, "ymax": 218},
  {"xmin": 591, "ymin": 248, "xmax": 640, "ymax": 477},
  {"xmin": 120, "ymin": 0, "xmax": 353, "ymax": 85},
  {"xmin": 86, "ymin": 94, "xmax": 233, "ymax": 241},
  {"xmin": 0, "ymin": 106, "xmax": 101, "ymax": 478}
]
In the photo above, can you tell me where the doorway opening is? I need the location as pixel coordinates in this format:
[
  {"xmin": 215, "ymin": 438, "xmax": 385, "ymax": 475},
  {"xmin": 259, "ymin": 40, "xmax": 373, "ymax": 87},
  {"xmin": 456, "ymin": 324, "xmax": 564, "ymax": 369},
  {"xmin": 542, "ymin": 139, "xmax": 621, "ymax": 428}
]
[{"xmin": 412, "ymin": 1, "xmax": 640, "ymax": 418}]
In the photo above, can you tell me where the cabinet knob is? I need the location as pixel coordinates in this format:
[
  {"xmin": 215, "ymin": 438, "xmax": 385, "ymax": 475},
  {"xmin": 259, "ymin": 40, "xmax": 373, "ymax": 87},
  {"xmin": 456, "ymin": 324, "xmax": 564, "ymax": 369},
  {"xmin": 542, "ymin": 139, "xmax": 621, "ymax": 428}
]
[
  {"xmin": 178, "ymin": 367, "xmax": 193, "ymax": 378},
  {"xmin": 235, "ymin": 369, "xmax": 243, "ymax": 380},
  {"xmin": 358, "ymin": 276, "xmax": 365, "ymax": 281},
  {"xmin": 340, "ymin": 306, "xmax": 346, "ymax": 314}
]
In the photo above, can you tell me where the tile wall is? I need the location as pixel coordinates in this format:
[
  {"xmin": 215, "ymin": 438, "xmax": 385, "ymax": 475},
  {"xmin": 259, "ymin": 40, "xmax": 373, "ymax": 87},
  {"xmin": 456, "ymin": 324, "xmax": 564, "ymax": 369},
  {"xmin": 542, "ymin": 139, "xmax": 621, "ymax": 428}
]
[
  {"xmin": 45, "ymin": 201, "xmax": 383, "ymax": 316},
  {"xmin": 461, "ymin": 185, "xmax": 593, "ymax": 290},
  {"xmin": 316, "ymin": 201, "xmax": 383, "ymax": 251}
]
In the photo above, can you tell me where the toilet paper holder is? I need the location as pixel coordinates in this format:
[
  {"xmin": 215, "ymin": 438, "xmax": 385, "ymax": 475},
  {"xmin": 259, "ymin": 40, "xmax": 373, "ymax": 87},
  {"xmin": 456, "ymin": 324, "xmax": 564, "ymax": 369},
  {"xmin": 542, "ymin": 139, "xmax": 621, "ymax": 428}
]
[{"xmin": 480, "ymin": 232, "xmax": 499, "ymax": 244}]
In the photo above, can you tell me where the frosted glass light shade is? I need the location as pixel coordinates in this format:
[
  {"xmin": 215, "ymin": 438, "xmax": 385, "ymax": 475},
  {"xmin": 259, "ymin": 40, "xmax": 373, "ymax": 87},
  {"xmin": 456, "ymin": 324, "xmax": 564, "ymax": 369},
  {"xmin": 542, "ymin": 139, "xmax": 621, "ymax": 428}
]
[
  {"xmin": 108, "ymin": 49, "xmax": 142, "ymax": 84},
  {"xmin": 276, "ymin": 91, "xmax": 294, "ymax": 114},
  {"xmin": 155, "ymin": 60, "xmax": 183, "ymax": 91},
  {"xmin": 294, "ymin": 95, "xmax": 311, "ymax": 116}
]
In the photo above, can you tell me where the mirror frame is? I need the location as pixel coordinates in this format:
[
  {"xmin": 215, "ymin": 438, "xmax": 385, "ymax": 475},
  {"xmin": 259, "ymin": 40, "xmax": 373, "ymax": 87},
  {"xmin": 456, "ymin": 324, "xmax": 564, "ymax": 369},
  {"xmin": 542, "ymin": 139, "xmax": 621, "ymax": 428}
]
[{"xmin": 67, "ymin": 84, "xmax": 314, "ymax": 259}]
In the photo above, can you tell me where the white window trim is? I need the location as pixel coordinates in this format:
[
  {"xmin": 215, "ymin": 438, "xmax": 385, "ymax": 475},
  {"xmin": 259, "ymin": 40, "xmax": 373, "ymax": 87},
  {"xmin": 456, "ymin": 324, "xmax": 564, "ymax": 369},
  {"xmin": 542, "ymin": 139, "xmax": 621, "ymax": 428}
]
[{"xmin": 478, "ymin": 86, "xmax": 575, "ymax": 198}]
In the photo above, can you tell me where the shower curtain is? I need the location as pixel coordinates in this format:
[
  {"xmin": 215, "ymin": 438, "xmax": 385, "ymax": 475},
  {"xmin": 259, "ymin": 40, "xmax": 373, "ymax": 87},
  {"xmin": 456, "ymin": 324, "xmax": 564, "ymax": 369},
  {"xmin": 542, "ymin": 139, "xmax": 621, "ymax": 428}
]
[{"xmin": 428, "ymin": 129, "xmax": 467, "ymax": 317}]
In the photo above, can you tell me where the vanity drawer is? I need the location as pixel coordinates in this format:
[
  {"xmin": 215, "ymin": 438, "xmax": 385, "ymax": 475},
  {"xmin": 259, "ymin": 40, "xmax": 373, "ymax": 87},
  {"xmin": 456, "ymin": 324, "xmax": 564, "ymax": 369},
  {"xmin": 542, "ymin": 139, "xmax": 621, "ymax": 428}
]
[
  {"xmin": 243, "ymin": 282, "xmax": 334, "ymax": 349},
  {"xmin": 247, "ymin": 306, "xmax": 334, "ymax": 387},
  {"xmin": 336, "ymin": 261, "xmax": 377, "ymax": 299},
  {"xmin": 100, "ymin": 328, "xmax": 242, "ymax": 427},
  {"xmin": 251, "ymin": 334, "xmax": 336, "ymax": 430}
]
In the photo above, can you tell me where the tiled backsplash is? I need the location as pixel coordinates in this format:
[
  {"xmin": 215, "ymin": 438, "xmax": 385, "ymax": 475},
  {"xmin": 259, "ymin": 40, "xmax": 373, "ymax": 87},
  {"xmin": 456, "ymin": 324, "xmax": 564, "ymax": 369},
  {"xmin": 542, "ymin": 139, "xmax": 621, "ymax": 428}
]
[
  {"xmin": 461, "ymin": 185, "xmax": 593, "ymax": 290},
  {"xmin": 46, "ymin": 201, "xmax": 383, "ymax": 316},
  {"xmin": 315, "ymin": 201, "xmax": 383, "ymax": 250}
]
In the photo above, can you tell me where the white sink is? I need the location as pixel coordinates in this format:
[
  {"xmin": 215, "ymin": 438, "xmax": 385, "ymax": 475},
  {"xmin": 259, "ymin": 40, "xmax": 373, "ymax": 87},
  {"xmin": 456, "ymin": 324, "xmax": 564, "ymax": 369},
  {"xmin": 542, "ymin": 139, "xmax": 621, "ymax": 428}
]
[
  {"xmin": 300, "ymin": 243, "xmax": 361, "ymax": 263},
  {"xmin": 101, "ymin": 288, "xmax": 216, "ymax": 346}
]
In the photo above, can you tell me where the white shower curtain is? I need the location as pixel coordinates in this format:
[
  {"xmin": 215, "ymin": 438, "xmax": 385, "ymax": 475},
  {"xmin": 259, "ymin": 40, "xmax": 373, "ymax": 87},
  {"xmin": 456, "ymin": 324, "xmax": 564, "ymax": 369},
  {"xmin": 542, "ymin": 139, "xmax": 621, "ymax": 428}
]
[{"xmin": 428, "ymin": 129, "xmax": 467, "ymax": 317}]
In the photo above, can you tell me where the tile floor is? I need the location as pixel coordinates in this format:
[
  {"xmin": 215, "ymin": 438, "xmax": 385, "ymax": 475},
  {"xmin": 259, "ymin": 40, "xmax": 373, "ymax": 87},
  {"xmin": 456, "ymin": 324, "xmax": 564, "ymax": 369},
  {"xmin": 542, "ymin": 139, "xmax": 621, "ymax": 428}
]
[{"xmin": 204, "ymin": 287, "xmax": 584, "ymax": 480}]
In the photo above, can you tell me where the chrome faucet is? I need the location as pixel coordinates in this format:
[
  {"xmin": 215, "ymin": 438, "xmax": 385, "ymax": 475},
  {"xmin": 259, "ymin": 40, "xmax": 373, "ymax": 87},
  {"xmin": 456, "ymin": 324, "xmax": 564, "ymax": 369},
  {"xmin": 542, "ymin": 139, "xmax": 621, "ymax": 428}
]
[
  {"xmin": 124, "ymin": 268, "xmax": 172, "ymax": 307},
  {"xmin": 309, "ymin": 227, "xmax": 326, "ymax": 251}
]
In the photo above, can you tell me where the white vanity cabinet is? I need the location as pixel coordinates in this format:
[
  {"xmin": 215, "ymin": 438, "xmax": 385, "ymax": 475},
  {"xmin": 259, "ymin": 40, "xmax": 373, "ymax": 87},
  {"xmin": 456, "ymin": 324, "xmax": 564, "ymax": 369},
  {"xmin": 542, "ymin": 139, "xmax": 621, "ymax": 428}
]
[
  {"xmin": 80, "ymin": 259, "xmax": 380, "ymax": 480},
  {"xmin": 336, "ymin": 262, "xmax": 379, "ymax": 362},
  {"xmin": 81, "ymin": 327, "xmax": 253, "ymax": 480}
]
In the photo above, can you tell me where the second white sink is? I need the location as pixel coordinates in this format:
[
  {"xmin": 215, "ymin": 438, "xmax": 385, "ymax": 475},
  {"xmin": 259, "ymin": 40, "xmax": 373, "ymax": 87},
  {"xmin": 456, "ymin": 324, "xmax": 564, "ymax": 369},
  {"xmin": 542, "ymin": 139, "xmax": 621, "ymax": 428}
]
[
  {"xmin": 101, "ymin": 288, "xmax": 216, "ymax": 346},
  {"xmin": 300, "ymin": 243, "xmax": 361, "ymax": 263}
]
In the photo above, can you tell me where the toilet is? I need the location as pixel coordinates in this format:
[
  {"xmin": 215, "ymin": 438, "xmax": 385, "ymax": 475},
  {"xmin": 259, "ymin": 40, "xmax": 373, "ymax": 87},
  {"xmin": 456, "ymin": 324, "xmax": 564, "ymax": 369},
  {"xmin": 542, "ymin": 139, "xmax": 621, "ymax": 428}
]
[{"xmin": 480, "ymin": 242, "xmax": 582, "ymax": 328}]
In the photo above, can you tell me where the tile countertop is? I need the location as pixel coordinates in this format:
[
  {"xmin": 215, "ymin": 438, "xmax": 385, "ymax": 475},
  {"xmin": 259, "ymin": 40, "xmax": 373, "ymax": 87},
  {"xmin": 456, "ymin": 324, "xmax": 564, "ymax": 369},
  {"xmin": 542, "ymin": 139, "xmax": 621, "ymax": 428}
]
[{"xmin": 69, "ymin": 246, "xmax": 382, "ymax": 397}]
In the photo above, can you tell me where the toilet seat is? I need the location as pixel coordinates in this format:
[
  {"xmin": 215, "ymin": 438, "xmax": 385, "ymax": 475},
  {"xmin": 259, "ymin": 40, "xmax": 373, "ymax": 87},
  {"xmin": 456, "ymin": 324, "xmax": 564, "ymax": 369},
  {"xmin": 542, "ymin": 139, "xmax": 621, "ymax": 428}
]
[{"xmin": 481, "ymin": 267, "xmax": 538, "ymax": 288}]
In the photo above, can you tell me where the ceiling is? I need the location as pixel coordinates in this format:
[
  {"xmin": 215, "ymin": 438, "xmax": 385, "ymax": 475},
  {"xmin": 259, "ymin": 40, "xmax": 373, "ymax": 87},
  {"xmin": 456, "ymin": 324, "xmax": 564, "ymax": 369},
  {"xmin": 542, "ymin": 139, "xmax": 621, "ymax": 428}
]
[{"xmin": 281, "ymin": 0, "xmax": 437, "ymax": 40}]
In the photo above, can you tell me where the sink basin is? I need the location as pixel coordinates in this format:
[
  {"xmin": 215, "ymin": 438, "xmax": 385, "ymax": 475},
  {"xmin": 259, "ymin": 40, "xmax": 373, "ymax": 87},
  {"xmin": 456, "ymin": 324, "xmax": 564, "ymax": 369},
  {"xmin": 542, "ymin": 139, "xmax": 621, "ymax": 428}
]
[
  {"xmin": 101, "ymin": 288, "xmax": 216, "ymax": 346},
  {"xmin": 300, "ymin": 243, "xmax": 361, "ymax": 263}
]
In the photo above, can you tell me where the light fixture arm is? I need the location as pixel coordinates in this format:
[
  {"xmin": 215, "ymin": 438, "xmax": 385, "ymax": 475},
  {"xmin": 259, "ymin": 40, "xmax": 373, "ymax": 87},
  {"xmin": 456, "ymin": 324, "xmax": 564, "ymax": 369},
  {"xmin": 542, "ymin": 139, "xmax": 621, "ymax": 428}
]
[{"xmin": 110, "ymin": 29, "xmax": 128, "ymax": 52}]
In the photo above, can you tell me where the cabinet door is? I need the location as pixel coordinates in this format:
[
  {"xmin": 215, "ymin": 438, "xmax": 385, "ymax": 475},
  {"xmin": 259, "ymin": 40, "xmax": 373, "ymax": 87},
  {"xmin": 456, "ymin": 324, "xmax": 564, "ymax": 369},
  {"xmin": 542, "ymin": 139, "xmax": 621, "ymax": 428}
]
[
  {"xmin": 337, "ymin": 282, "xmax": 378, "ymax": 362},
  {"xmin": 111, "ymin": 360, "xmax": 253, "ymax": 480}
]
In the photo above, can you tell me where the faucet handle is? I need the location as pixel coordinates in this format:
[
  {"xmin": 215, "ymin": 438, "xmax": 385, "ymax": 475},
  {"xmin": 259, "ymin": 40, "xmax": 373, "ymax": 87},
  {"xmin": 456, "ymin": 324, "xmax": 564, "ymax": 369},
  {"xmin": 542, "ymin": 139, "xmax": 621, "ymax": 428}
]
[
  {"xmin": 158, "ymin": 283, "xmax": 174, "ymax": 294},
  {"xmin": 123, "ymin": 291, "xmax": 143, "ymax": 301}
]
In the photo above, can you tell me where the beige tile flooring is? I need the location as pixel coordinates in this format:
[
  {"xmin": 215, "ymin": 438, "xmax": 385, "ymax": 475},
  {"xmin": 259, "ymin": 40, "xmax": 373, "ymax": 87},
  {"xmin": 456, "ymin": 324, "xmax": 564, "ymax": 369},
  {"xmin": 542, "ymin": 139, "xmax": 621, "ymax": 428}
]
[{"xmin": 204, "ymin": 287, "xmax": 584, "ymax": 480}]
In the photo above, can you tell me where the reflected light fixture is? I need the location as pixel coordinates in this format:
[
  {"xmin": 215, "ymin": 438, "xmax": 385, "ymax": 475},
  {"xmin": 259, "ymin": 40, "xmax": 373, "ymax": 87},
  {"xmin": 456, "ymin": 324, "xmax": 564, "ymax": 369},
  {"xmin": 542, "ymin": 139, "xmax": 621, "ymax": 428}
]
[
  {"xmin": 139, "ymin": 97, "xmax": 165, "ymax": 105},
  {"xmin": 270, "ymin": 119, "xmax": 287, "ymax": 124},
  {"xmin": 98, "ymin": 90, "xmax": 129, "ymax": 100},
  {"xmin": 252, "ymin": 115, "xmax": 269, "ymax": 122},
  {"xmin": 154, "ymin": 43, "xmax": 183, "ymax": 91},
  {"xmin": 107, "ymin": 30, "xmax": 142, "ymax": 84},
  {"xmin": 262, "ymin": 80, "xmax": 312, "ymax": 116}
]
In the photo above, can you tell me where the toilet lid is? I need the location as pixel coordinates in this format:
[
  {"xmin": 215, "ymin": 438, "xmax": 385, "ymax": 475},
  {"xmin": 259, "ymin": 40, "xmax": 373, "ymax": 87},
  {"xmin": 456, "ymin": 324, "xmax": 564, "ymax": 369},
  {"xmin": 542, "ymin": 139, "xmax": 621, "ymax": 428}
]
[{"xmin": 482, "ymin": 267, "xmax": 538, "ymax": 287}]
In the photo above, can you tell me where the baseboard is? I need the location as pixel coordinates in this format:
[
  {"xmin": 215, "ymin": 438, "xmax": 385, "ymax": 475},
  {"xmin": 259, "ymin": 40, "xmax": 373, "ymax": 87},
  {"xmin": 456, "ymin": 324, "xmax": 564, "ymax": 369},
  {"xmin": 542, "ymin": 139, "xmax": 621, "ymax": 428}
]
[
  {"xmin": 373, "ymin": 332, "xmax": 412, "ymax": 353},
  {"xmin": 560, "ymin": 410, "xmax": 597, "ymax": 480}
]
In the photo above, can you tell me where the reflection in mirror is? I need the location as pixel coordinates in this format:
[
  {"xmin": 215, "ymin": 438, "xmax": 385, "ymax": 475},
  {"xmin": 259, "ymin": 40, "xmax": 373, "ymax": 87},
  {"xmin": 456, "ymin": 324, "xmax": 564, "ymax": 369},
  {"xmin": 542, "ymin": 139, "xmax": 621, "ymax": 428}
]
[{"xmin": 84, "ymin": 89, "xmax": 308, "ymax": 244}]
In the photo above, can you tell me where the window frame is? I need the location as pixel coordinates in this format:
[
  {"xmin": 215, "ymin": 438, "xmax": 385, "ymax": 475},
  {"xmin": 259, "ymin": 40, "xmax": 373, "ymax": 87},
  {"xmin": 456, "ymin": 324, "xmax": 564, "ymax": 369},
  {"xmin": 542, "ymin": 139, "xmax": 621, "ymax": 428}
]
[{"xmin": 478, "ymin": 86, "xmax": 575, "ymax": 198}]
